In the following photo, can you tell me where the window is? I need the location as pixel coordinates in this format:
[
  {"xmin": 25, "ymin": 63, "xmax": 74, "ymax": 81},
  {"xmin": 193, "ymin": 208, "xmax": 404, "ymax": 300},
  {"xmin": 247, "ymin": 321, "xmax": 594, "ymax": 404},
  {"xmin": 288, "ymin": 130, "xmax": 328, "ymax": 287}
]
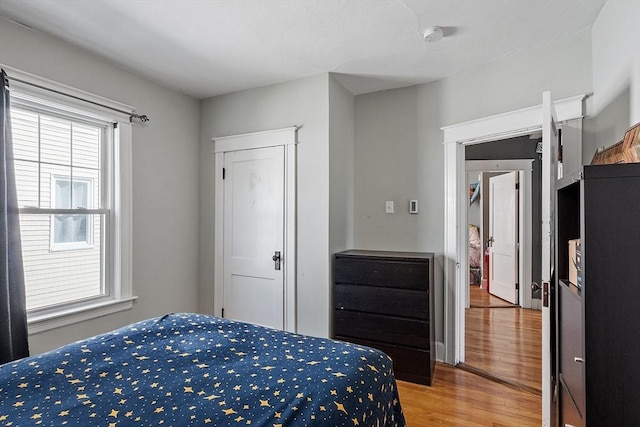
[
  {"xmin": 9, "ymin": 70, "xmax": 135, "ymax": 332},
  {"xmin": 52, "ymin": 176, "xmax": 93, "ymax": 249}
]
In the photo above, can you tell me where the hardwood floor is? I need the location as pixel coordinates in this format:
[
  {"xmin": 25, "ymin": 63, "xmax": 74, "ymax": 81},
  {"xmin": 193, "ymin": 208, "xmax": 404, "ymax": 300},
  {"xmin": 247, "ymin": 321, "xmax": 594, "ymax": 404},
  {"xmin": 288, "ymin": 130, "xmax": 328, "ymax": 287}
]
[
  {"xmin": 465, "ymin": 285, "xmax": 542, "ymax": 392},
  {"xmin": 394, "ymin": 285, "xmax": 542, "ymax": 425},
  {"xmin": 469, "ymin": 284, "xmax": 515, "ymax": 308},
  {"xmin": 396, "ymin": 364, "xmax": 541, "ymax": 426}
]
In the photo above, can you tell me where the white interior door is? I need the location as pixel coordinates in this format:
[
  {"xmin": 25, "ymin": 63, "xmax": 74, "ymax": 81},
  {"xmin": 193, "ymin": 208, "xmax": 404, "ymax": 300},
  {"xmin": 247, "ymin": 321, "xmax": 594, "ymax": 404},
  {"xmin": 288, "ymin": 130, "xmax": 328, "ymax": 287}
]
[
  {"xmin": 223, "ymin": 146, "xmax": 285, "ymax": 330},
  {"xmin": 488, "ymin": 171, "xmax": 519, "ymax": 304},
  {"xmin": 541, "ymin": 91, "xmax": 559, "ymax": 427}
]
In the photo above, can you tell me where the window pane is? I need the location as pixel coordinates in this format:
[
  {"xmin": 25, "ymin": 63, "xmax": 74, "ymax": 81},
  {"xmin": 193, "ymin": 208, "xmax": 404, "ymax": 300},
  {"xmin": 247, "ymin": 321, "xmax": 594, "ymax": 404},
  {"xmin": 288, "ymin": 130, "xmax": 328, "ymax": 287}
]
[
  {"xmin": 14, "ymin": 159, "xmax": 39, "ymax": 208},
  {"xmin": 70, "ymin": 171, "xmax": 97, "ymax": 208},
  {"xmin": 53, "ymin": 214, "xmax": 89, "ymax": 244},
  {"xmin": 11, "ymin": 109, "xmax": 39, "ymax": 162},
  {"xmin": 40, "ymin": 115, "xmax": 71, "ymax": 165},
  {"xmin": 55, "ymin": 179, "xmax": 71, "ymax": 209},
  {"xmin": 73, "ymin": 181, "xmax": 88, "ymax": 207},
  {"xmin": 72, "ymin": 123, "xmax": 101, "ymax": 170},
  {"xmin": 41, "ymin": 164, "xmax": 71, "ymax": 209},
  {"xmin": 21, "ymin": 213, "xmax": 104, "ymax": 310}
]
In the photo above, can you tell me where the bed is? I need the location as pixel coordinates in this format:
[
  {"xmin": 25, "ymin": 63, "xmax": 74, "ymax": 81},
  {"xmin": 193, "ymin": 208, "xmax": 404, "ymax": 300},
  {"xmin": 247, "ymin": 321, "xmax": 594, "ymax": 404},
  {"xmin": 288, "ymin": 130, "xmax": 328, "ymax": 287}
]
[{"xmin": 0, "ymin": 313, "xmax": 406, "ymax": 426}]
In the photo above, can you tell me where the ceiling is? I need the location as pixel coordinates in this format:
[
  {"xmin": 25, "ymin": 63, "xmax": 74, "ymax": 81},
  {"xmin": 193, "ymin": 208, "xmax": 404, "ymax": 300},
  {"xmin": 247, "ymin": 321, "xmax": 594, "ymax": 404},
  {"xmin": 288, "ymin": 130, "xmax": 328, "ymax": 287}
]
[{"xmin": 0, "ymin": 0, "xmax": 606, "ymax": 99}]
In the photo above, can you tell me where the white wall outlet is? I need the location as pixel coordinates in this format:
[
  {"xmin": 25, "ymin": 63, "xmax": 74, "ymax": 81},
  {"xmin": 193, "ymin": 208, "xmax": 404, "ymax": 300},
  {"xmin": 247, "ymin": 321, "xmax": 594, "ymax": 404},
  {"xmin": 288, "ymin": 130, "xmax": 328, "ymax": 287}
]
[
  {"xmin": 409, "ymin": 199, "xmax": 419, "ymax": 214},
  {"xmin": 385, "ymin": 201, "xmax": 394, "ymax": 214}
]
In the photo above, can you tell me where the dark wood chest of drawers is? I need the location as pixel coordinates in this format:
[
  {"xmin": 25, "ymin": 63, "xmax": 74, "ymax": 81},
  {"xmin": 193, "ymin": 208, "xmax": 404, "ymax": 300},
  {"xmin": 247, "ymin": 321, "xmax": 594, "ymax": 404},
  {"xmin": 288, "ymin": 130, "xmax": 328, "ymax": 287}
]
[{"xmin": 333, "ymin": 250, "xmax": 435, "ymax": 385}]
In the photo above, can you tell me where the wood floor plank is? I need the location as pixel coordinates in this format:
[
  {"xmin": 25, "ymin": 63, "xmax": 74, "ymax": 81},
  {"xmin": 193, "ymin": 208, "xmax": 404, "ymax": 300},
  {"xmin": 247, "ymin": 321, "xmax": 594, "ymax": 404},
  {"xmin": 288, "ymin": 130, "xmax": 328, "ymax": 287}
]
[{"xmin": 397, "ymin": 364, "xmax": 541, "ymax": 426}]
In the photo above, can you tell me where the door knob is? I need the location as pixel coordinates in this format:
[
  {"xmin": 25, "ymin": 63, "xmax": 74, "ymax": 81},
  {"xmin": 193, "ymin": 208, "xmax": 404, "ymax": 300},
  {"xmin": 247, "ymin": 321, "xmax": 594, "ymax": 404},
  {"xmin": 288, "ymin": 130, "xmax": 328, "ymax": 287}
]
[{"xmin": 272, "ymin": 251, "xmax": 281, "ymax": 270}]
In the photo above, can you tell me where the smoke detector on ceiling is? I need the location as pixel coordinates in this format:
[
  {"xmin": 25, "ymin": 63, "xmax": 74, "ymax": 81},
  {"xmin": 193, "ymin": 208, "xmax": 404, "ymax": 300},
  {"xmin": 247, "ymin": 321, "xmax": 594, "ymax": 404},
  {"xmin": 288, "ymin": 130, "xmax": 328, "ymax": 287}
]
[{"xmin": 422, "ymin": 26, "xmax": 443, "ymax": 43}]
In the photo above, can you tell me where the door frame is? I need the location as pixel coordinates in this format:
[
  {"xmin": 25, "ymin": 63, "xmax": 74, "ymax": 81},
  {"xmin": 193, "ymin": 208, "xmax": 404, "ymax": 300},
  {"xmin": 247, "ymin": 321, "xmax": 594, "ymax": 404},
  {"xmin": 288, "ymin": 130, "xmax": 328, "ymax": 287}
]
[
  {"xmin": 442, "ymin": 95, "xmax": 584, "ymax": 425},
  {"xmin": 466, "ymin": 162, "xmax": 533, "ymax": 310},
  {"xmin": 213, "ymin": 127, "xmax": 298, "ymax": 332}
]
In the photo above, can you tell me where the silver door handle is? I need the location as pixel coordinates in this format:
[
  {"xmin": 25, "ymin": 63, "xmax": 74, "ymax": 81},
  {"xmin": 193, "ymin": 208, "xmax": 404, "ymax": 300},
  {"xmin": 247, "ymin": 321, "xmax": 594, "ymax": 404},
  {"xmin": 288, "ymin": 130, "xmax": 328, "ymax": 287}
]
[
  {"xmin": 574, "ymin": 357, "xmax": 583, "ymax": 363},
  {"xmin": 272, "ymin": 251, "xmax": 281, "ymax": 270}
]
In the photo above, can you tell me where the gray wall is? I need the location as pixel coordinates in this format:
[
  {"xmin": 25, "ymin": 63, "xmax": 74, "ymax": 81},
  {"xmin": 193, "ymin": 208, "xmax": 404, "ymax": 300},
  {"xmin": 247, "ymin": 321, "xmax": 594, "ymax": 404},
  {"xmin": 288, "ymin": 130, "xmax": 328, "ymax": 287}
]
[
  {"xmin": 353, "ymin": 29, "xmax": 593, "ymax": 356},
  {"xmin": 329, "ymin": 76, "xmax": 355, "ymax": 255},
  {"xmin": 328, "ymin": 76, "xmax": 356, "ymax": 335},
  {"xmin": 0, "ymin": 18, "xmax": 201, "ymax": 354},
  {"xmin": 198, "ymin": 74, "xmax": 334, "ymax": 338},
  {"xmin": 584, "ymin": 0, "xmax": 640, "ymax": 163}
]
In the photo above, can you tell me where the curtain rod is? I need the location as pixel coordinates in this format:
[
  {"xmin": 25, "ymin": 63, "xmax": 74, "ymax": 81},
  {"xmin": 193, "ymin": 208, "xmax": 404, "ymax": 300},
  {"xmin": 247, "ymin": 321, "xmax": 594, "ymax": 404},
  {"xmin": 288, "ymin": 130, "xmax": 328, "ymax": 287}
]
[{"xmin": 2, "ymin": 69, "xmax": 149, "ymax": 123}]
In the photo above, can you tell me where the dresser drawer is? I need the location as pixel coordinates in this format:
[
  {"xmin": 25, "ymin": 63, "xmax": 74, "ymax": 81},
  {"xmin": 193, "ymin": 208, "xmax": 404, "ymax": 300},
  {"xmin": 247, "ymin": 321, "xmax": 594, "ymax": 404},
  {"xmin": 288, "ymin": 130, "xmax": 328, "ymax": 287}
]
[
  {"xmin": 334, "ymin": 256, "xmax": 428, "ymax": 291},
  {"xmin": 334, "ymin": 310, "xmax": 429, "ymax": 349},
  {"xmin": 334, "ymin": 284, "xmax": 428, "ymax": 320},
  {"xmin": 334, "ymin": 336, "xmax": 433, "ymax": 385}
]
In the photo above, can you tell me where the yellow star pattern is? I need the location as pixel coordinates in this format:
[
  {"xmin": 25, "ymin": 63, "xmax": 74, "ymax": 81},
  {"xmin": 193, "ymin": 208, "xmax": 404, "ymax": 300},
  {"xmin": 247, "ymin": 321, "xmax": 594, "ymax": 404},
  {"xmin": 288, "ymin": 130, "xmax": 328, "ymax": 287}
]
[
  {"xmin": 0, "ymin": 313, "xmax": 404, "ymax": 427},
  {"xmin": 335, "ymin": 401, "xmax": 348, "ymax": 414}
]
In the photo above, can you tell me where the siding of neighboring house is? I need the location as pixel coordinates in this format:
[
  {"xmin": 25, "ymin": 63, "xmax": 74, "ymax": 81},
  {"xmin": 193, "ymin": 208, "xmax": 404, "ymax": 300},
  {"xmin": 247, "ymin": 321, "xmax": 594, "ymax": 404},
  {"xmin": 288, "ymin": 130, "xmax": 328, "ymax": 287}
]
[{"xmin": 12, "ymin": 108, "xmax": 103, "ymax": 310}]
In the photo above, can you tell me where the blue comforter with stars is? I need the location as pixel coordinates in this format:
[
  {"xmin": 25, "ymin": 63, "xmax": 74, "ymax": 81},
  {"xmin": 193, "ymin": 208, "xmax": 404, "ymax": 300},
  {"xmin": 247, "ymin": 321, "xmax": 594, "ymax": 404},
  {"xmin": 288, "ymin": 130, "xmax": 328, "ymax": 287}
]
[{"xmin": 0, "ymin": 313, "xmax": 406, "ymax": 426}]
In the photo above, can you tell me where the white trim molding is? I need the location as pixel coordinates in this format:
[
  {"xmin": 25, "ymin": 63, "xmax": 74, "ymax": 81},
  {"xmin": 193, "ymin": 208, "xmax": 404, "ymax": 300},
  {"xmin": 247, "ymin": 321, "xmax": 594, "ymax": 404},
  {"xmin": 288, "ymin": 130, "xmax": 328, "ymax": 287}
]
[
  {"xmin": 213, "ymin": 126, "xmax": 298, "ymax": 152},
  {"xmin": 441, "ymin": 94, "xmax": 584, "ymax": 365},
  {"xmin": 1, "ymin": 64, "xmax": 135, "ymax": 123},
  {"xmin": 28, "ymin": 297, "xmax": 137, "ymax": 335},
  {"xmin": 212, "ymin": 127, "xmax": 298, "ymax": 333},
  {"xmin": 442, "ymin": 94, "xmax": 586, "ymax": 145}
]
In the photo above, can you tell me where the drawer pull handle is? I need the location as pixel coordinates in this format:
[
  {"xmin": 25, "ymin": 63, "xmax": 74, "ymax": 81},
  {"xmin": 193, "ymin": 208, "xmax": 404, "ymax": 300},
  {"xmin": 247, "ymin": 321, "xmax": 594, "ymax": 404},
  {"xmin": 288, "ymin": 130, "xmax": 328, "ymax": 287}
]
[
  {"xmin": 574, "ymin": 357, "xmax": 583, "ymax": 363},
  {"xmin": 565, "ymin": 424, "xmax": 577, "ymax": 427}
]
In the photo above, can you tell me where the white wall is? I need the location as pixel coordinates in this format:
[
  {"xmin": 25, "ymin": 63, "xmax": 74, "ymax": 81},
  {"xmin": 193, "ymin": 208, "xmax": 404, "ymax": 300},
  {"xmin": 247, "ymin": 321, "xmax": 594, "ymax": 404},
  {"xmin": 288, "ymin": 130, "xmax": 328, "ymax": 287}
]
[
  {"xmin": 0, "ymin": 17, "xmax": 201, "ymax": 354},
  {"xmin": 584, "ymin": 0, "xmax": 640, "ymax": 162},
  {"xmin": 198, "ymin": 74, "xmax": 332, "ymax": 338},
  {"xmin": 353, "ymin": 29, "xmax": 593, "ymax": 357}
]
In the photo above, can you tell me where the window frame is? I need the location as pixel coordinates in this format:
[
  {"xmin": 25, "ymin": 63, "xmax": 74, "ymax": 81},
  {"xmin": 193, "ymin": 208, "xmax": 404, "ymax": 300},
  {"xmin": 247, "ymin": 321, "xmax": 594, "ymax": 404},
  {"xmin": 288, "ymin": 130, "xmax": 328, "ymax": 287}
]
[{"xmin": 6, "ymin": 66, "xmax": 137, "ymax": 333}]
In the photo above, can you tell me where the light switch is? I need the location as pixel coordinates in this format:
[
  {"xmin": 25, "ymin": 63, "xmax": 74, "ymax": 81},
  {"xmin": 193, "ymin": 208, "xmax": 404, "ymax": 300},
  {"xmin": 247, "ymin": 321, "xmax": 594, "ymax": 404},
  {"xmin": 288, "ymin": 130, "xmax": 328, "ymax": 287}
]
[
  {"xmin": 409, "ymin": 200, "xmax": 419, "ymax": 214},
  {"xmin": 385, "ymin": 201, "xmax": 394, "ymax": 214}
]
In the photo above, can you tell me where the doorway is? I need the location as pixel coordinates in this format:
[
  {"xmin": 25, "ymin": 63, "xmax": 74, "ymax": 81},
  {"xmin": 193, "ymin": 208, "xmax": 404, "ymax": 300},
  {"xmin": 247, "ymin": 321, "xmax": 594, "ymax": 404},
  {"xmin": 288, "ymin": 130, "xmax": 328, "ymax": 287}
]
[
  {"xmin": 443, "ymin": 92, "xmax": 583, "ymax": 427},
  {"xmin": 463, "ymin": 154, "xmax": 541, "ymax": 392}
]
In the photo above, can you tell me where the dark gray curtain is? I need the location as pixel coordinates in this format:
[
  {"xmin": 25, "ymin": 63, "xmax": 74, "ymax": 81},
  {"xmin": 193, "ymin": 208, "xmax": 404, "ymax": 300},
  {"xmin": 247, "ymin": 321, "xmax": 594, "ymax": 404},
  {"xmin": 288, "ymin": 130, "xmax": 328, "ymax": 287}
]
[{"xmin": 1, "ymin": 69, "xmax": 29, "ymax": 364}]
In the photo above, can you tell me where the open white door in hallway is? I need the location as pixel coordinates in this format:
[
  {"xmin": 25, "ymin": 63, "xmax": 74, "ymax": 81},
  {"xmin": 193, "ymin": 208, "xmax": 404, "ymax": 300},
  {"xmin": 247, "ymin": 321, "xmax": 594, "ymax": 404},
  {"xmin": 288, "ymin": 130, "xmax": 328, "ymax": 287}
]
[
  {"xmin": 488, "ymin": 171, "xmax": 519, "ymax": 305},
  {"xmin": 223, "ymin": 146, "xmax": 285, "ymax": 330}
]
